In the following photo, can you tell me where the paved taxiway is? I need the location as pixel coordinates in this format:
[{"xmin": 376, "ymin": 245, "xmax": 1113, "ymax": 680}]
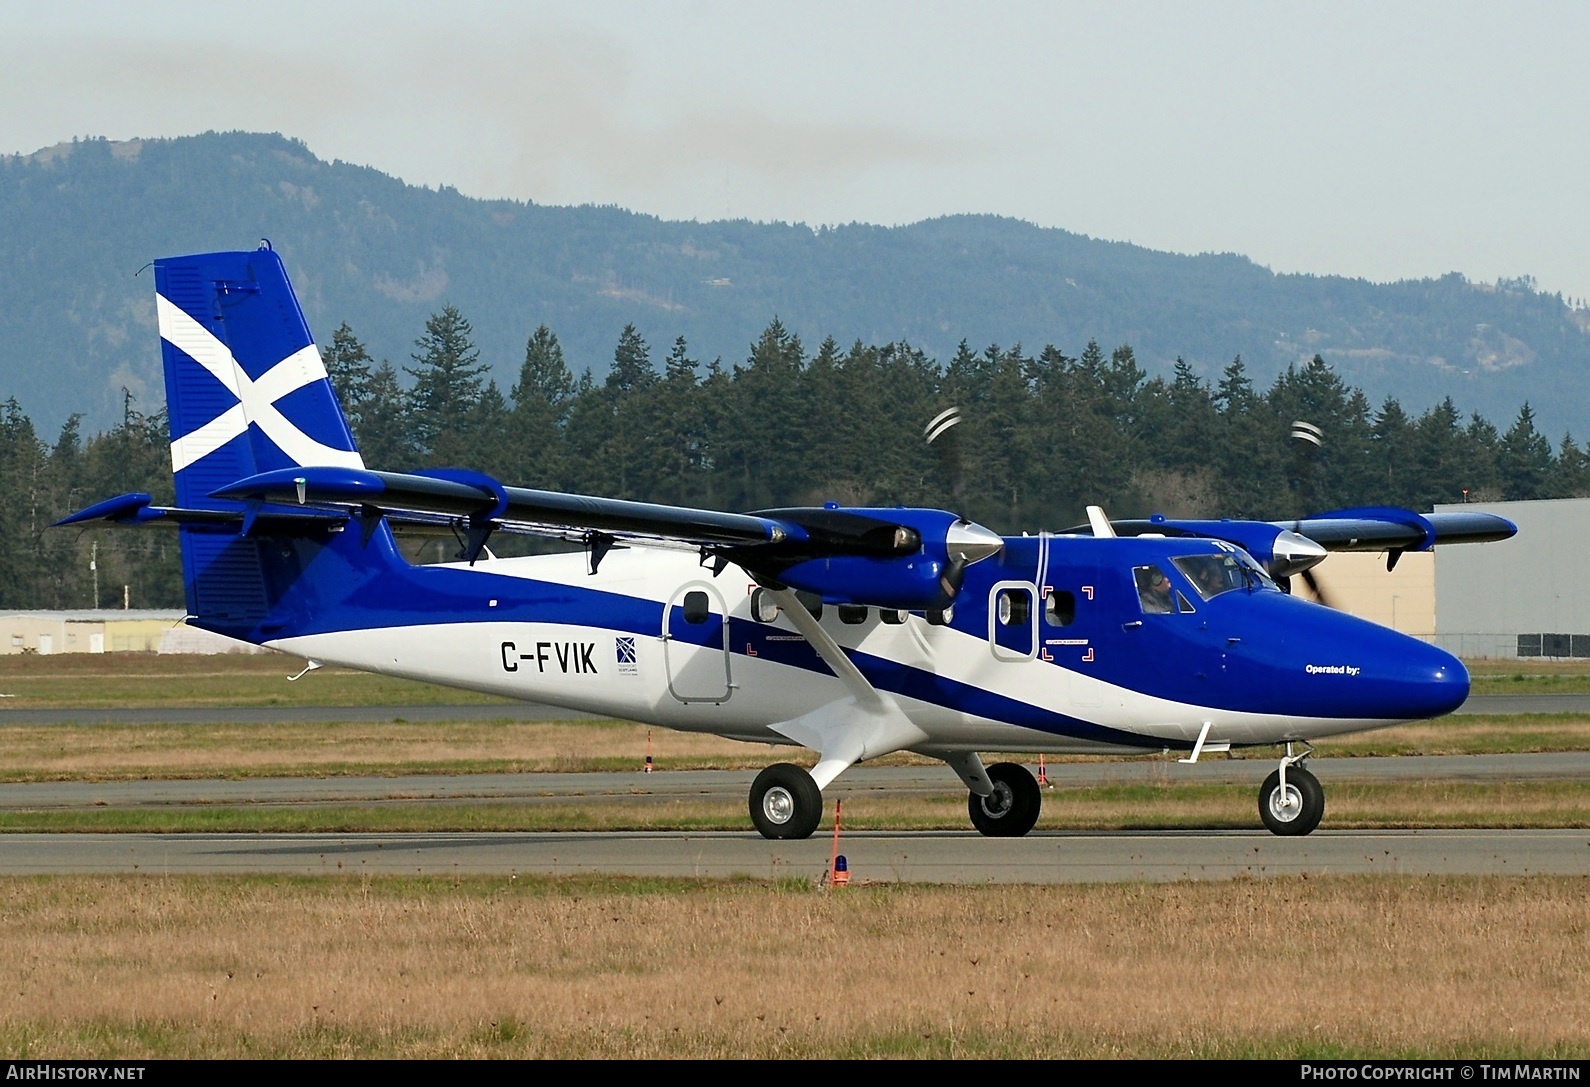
[{"xmin": 2, "ymin": 829, "xmax": 1585, "ymax": 883}]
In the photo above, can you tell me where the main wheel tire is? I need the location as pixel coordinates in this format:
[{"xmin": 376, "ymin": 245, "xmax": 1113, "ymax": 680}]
[
  {"xmin": 749, "ymin": 763, "xmax": 823, "ymax": 840},
  {"xmin": 968, "ymin": 761, "xmax": 1042, "ymax": 837},
  {"xmin": 1258, "ymin": 765, "xmax": 1325, "ymax": 836}
]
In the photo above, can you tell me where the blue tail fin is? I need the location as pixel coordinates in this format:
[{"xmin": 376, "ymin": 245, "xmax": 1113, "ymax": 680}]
[
  {"xmin": 154, "ymin": 247, "xmax": 394, "ymax": 639},
  {"xmin": 157, "ymin": 247, "xmax": 364, "ymax": 505}
]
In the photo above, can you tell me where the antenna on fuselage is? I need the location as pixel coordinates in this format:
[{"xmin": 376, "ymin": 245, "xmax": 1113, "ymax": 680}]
[{"xmin": 1085, "ymin": 506, "xmax": 1116, "ymax": 538}]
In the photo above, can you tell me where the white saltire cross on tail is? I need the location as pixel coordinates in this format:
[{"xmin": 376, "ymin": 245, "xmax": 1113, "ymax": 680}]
[{"xmin": 158, "ymin": 293, "xmax": 365, "ymax": 473}]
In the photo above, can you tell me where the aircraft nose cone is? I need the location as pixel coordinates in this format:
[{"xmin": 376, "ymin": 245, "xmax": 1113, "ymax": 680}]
[
  {"xmin": 1357, "ymin": 636, "xmax": 1469, "ymax": 720},
  {"xmin": 1403, "ymin": 643, "xmax": 1470, "ymax": 718},
  {"xmin": 1268, "ymin": 602, "xmax": 1471, "ymax": 722}
]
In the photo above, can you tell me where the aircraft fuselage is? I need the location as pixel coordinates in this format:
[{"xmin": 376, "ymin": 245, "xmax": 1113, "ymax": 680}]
[{"xmin": 259, "ymin": 531, "xmax": 1467, "ymax": 756}]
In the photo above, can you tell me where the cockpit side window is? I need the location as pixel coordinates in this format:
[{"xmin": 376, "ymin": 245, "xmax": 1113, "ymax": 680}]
[
  {"xmin": 1133, "ymin": 565, "xmax": 1175, "ymax": 614},
  {"xmin": 1172, "ymin": 552, "xmax": 1277, "ymax": 601}
]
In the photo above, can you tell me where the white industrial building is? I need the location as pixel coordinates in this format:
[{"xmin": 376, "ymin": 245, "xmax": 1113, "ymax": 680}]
[
  {"xmin": 0, "ymin": 610, "xmax": 266, "ymax": 655},
  {"xmin": 1433, "ymin": 496, "xmax": 1590, "ymax": 659}
]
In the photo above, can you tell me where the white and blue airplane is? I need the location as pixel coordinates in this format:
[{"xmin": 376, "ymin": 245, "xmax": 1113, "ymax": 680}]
[{"xmin": 60, "ymin": 247, "xmax": 1517, "ymax": 840}]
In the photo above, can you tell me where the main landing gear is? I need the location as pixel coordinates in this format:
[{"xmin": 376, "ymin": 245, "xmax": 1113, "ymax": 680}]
[
  {"xmin": 749, "ymin": 763, "xmax": 824, "ymax": 840},
  {"xmin": 967, "ymin": 761, "xmax": 1042, "ymax": 837},
  {"xmin": 1258, "ymin": 744, "xmax": 1325, "ymax": 836}
]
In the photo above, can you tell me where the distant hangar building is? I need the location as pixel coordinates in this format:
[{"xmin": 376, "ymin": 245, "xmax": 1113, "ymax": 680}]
[
  {"xmin": 0, "ymin": 611, "xmax": 266, "ymax": 655},
  {"xmin": 1433, "ymin": 497, "xmax": 1590, "ymax": 659}
]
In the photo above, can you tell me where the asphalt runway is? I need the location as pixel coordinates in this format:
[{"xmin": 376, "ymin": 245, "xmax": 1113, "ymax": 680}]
[
  {"xmin": 2, "ymin": 829, "xmax": 1585, "ymax": 883},
  {"xmin": 0, "ymin": 692, "xmax": 1586, "ymax": 725}
]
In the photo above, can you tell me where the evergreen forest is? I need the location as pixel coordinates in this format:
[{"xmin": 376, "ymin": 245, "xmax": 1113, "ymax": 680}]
[{"xmin": 6, "ymin": 311, "xmax": 1582, "ymax": 611}]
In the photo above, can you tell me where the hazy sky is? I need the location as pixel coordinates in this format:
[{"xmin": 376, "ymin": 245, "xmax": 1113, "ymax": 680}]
[{"xmin": 4, "ymin": 1, "xmax": 1588, "ymax": 298}]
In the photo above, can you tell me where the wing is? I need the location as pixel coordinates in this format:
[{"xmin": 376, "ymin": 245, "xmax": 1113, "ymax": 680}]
[
  {"xmin": 61, "ymin": 465, "xmax": 1006, "ymax": 611},
  {"xmin": 1065, "ymin": 505, "xmax": 1517, "ymax": 579}
]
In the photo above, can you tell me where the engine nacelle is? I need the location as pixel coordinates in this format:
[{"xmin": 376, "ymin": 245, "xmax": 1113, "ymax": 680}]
[{"xmin": 751, "ymin": 506, "xmax": 1003, "ymax": 609}]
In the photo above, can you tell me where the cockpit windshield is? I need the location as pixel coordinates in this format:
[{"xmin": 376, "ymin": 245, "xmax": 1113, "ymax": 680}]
[{"xmin": 1172, "ymin": 551, "xmax": 1278, "ymax": 600}]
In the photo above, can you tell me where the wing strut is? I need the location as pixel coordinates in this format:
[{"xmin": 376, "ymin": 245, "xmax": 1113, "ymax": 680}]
[{"xmin": 762, "ymin": 587, "xmax": 927, "ymax": 790}]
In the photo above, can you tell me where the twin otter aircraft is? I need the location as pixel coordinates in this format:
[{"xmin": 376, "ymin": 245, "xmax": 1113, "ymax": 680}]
[{"xmin": 62, "ymin": 248, "xmax": 1516, "ymax": 840}]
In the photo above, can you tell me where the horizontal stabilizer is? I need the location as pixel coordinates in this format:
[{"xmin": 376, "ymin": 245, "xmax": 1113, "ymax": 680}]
[{"xmin": 54, "ymin": 491, "xmax": 344, "ymax": 532}]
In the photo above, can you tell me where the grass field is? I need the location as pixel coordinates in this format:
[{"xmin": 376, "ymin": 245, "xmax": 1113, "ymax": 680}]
[
  {"xmin": 0, "ymin": 714, "xmax": 1586, "ymax": 785},
  {"xmin": 0, "ymin": 873, "xmax": 1583, "ymax": 1058},
  {"xmin": 0, "ymin": 653, "xmax": 509, "ymax": 708}
]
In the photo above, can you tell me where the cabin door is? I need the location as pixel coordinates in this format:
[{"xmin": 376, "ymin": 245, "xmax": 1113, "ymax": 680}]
[{"xmin": 663, "ymin": 582, "xmax": 733, "ymax": 703}]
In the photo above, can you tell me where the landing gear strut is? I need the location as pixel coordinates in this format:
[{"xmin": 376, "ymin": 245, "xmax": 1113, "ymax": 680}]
[
  {"xmin": 1258, "ymin": 745, "xmax": 1324, "ymax": 836},
  {"xmin": 749, "ymin": 763, "xmax": 823, "ymax": 840},
  {"xmin": 968, "ymin": 761, "xmax": 1042, "ymax": 837}
]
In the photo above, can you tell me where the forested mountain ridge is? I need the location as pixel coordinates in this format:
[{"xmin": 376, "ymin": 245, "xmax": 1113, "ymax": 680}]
[{"xmin": 3, "ymin": 130, "xmax": 1588, "ymax": 438}]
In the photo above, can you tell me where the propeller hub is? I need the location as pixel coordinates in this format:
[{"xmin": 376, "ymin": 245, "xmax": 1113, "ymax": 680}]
[
  {"xmin": 1269, "ymin": 529, "xmax": 1328, "ymax": 579},
  {"xmin": 945, "ymin": 520, "xmax": 1004, "ymax": 564}
]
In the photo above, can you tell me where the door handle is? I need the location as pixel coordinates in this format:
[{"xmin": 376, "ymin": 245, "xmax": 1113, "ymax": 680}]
[{"xmin": 1122, "ymin": 620, "xmax": 1142, "ymax": 631}]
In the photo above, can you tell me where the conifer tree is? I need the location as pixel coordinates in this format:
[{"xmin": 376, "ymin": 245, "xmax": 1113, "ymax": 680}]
[
  {"xmin": 505, "ymin": 325, "xmax": 574, "ymax": 488},
  {"xmin": 407, "ymin": 305, "xmax": 486, "ymax": 464},
  {"xmin": 1500, "ymin": 404, "xmax": 1553, "ymax": 499}
]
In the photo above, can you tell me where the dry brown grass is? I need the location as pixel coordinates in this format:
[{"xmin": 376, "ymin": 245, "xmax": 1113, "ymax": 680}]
[
  {"xmin": 8, "ymin": 715, "xmax": 1590, "ymax": 784},
  {"xmin": 0, "ymin": 652, "xmax": 508, "ymax": 708},
  {"xmin": 1309, "ymin": 716, "xmax": 1590, "ymax": 755},
  {"xmin": 0, "ymin": 720, "xmax": 773, "ymax": 781},
  {"xmin": 0, "ymin": 874, "xmax": 1583, "ymax": 1058},
  {"xmin": 1466, "ymin": 659, "xmax": 1590, "ymax": 677}
]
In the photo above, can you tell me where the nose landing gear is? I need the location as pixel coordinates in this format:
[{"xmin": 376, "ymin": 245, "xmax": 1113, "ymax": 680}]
[{"xmin": 1259, "ymin": 744, "xmax": 1324, "ymax": 836}]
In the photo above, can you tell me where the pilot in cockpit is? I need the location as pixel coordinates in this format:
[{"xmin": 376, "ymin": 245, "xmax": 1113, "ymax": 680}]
[{"xmin": 1135, "ymin": 566, "xmax": 1175, "ymax": 614}]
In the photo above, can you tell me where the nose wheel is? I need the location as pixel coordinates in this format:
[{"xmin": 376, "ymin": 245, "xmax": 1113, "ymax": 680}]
[
  {"xmin": 1259, "ymin": 764, "xmax": 1325, "ymax": 836},
  {"xmin": 968, "ymin": 761, "xmax": 1042, "ymax": 837},
  {"xmin": 749, "ymin": 763, "xmax": 823, "ymax": 840}
]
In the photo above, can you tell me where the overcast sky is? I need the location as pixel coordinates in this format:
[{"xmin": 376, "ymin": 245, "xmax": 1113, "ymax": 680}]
[{"xmin": 4, "ymin": 1, "xmax": 1588, "ymax": 299}]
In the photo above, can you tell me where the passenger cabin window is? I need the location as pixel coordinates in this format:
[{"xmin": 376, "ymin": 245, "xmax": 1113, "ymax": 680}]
[
  {"xmin": 996, "ymin": 589, "xmax": 1030, "ymax": 627},
  {"xmin": 1044, "ymin": 590, "xmax": 1076, "ymax": 627},
  {"xmin": 879, "ymin": 609, "xmax": 907, "ymax": 625},
  {"xmin": 794, "ymin": 590, "xmax": 823, "ymax": 620},
  {"xmin": 682, "ymin": 591, "xmax": 712, "ymax": 624},
  {"xmin": 750, "ymin": 588, "xmax": 779, "ymax": 624},
  {"xmin": 838, "ymin": 604, "xmax": 868, "ymax": 625},
  {"xmin": 1133, "ymin": 565, "xmax": 1175, "ymax": 614}
]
